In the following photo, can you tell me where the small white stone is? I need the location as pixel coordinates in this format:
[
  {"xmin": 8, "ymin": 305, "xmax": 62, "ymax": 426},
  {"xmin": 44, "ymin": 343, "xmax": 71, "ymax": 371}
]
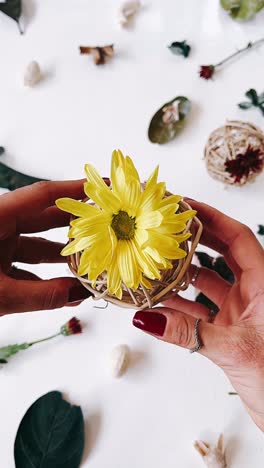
[
  {"xmin": 109, "ymin": 344, "xmax": 130, "ymax": 378},
  {"xmin": 24, "ymin": 61, "xmax": 42, "ymax": 87},
  {"xmin": 118, "ymin": 0, "xmax": 141, "ymax": 26}
]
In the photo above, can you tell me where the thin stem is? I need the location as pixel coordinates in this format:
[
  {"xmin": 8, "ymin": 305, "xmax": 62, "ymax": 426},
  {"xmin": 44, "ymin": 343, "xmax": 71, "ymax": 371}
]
[
  {"xmin": 16, "ymin": 19, "xmax": 24, "ymax": 35},
  {"xmin": 29, "ymin": 332, "xmax": 61, "ymax": 347},
  {"xmin": 215, "ymin": 38, "xmax": 264, "ymax": 68}
]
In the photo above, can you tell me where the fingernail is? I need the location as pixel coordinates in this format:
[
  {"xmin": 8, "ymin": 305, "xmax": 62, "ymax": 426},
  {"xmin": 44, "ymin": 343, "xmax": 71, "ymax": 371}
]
[
  {"xmin": 68, "ymin": 284, "xmax": 92, "ymax": 304},
  {"xmin": 133, "ymin": 311, "xmax": 167, "ymax": 337},
  {"xmin": 184, "ymin": 197, "xmax": 196, "ymax": 202}
]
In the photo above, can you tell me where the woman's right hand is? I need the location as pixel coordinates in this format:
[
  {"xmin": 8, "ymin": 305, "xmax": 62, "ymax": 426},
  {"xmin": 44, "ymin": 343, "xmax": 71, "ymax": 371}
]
[{"xmin": 133, "ymin": 201, "xmax": 264, "ymax": 431}]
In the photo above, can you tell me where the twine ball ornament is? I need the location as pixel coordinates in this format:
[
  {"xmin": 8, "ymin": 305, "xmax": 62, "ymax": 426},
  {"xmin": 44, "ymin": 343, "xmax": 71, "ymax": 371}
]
[
  {"xmin": 67, "ymin": 190, "xmax": 202, "ymax": 311},
  {"xmin": 205, "ymin": 120, "xmax": 264, "ymax": 186}
]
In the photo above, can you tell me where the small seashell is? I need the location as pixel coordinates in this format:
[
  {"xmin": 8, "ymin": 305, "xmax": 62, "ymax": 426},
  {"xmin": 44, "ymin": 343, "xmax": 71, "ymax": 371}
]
[
  {"xmin": 118, "ymin": 0, "xmax": 141, "ymax": 26},
  {"xmin": 24, "ymin": 61, "xmax": 42, "ymax": 87},
  {"xmin": 194, "ymin": 434, "xmax": 226, "ymax": 468},
  {"xmin": 109, "ymin": 344, "xmax": 130, "ymax": 378}
]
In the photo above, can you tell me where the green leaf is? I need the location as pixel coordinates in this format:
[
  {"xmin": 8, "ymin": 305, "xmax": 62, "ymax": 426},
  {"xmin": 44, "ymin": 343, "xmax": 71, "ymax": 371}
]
[
  {"xmin": 220, "ymin": 0, "xmax": 264, "ymax": 19},
  {"xmin": 148, "ymin": 96, "xmax": 191, "ymax": 144},
  {"xmin": 195, "ymin": 252, "xmax": 214, "ymax": 269},
  {"xmin": 196, "ymin": 292, "xmax": 219, "ymax": 312},
  {"xmin": 0, "ymin": 162, "xmax": 47, "ymax": 191},
  {"xmin": 168, "ymin": 40, "xmax": 191, "ymax": 58},
  {"xmin": 245, "ymin": 88, "xmax": 259, "ymax": 105},
  {"xmin": 258, "ymin": 224, "xmax": 264, "ymax": 235},
  {"xmin": 238, "ymin": 101, "xmax": 252, "ymax": 109},
  {"xmin": 220, "ymin": 0, "xmax": 240, "ymax": 10},
  {"xmin": 14, "ymin": 391, "xmax": 85, "ymax": 468},
  {"xmin": 0, "ymin": 0, "xmax": 23, "ymax": 33},
  {"xmin": 0, "ymin": 147, "xmax": 5, "ymax": 156},
  {"xmin": 0, "ymin": 343, "xmax": 30, "ymax": 363}
]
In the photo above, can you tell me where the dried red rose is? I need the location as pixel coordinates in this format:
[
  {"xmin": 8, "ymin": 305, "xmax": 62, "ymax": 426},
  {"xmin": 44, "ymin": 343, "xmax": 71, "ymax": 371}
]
[
  {"xmin": 61, "ymin": 317, "xmax": 82, "ymax": 336},
  {"xmin": 225, "ymin": 145, "xmax": 264, "ymax": 183},
  {"xmin": 199, "ymin": 65, "xmax": 215, "ymax": 80}
]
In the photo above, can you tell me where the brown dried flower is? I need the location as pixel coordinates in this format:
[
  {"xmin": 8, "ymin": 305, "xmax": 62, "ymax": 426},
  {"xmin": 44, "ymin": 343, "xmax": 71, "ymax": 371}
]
[{"xmin": 79, "ymin": 45, "xmax": 114, "ymax": 65}]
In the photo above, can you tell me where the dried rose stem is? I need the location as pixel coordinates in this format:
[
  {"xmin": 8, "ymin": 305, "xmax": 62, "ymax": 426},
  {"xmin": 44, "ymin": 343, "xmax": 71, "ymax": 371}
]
[
  {"xmin": 29, "ymin": 333, "xmax": 61, "ymax": 347},
  {"xmin": 17, "ymin": 20, "xmax": 24, "ymax": 35},
  {"xmin": 215, "ymin": 38, "xmax": 264, "ymax": 68}
]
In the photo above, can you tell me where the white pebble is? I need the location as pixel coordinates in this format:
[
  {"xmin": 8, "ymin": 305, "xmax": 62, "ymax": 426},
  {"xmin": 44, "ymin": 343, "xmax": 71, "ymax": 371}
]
[
  {"xmin": 118, "ymin": 0, "xmax": 141, "ymax": 26},
  {"xmin": 24, "ymin": 61, "xmax": 42, "ymax": 87},
  {"xmin": 109, "ymin": 344, "xmax": 130, "ymax": 378}
]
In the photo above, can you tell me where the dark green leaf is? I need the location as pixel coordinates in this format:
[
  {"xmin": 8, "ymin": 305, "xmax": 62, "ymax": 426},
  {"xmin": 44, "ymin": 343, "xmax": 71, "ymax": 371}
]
[
  {"xmin": 0, "ymin": 0, "xmax": 23, "ymax": 33},
  {"xmin": 195, "ymin": 293, "xmax": 219, "ymax": 312},
  {"xmin": 14, "ymin": 391, "xmax": 85, "ymax": 468},
  {"xmin": 148, "ymin": 96, "xmax": 191, "ymax": 144},
  {"xmin": 0, "ymin": 359, "xmax": 8, "ymax": 364},
  {"xmin": 245, "ymin": 88, "xmax": 259, "ymax": 105},
  {"xmin": 195, "ymin": 252, "xmax": 214, "ymax": 269},
  {"xmin": 168, "ymin": 40, "xmax": 191, "ymax": 58},
  {"xmin": 214, "ymin": 257, "xmax": 235, "ymax": 284},
  {"xmin": 0, "ymin": 162, "xmax": 47, "ymax": 191},
  {"xmin": 258, "ymin": 224, "xmax": 264, "ymax": 235},
  {"xmin": 0, "ymin": 147, "xmax": 5, "ymax": 156},
  {"xmin": 238, "ymin": 101, "xmax": 252, "ymax": 109},
  {"xmin": 220, "ymin": 0, "xmax": 240, "ymax": 10}
]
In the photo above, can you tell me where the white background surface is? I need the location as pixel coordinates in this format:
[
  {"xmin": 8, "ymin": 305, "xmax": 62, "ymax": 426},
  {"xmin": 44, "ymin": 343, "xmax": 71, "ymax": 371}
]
[{"xmin": 0, "ymin": 1, "xmax": 264, "ymax": 466}]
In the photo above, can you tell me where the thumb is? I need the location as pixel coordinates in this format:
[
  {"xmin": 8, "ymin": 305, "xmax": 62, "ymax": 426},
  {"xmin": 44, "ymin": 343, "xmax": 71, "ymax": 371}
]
[
  {"xmin": 132, "ymin": 307, "xmax": 228, "ymax": 361},
  {"xmin": 0, "ymin": 277, "xmax": 92, "ymax": 314}
]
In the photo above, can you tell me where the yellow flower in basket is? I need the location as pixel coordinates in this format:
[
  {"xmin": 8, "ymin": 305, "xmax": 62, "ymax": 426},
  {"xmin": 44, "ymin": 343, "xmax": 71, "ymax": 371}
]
[{"xmin": 56, "ymin": 150, "xmax": 200, "ymax": 307}]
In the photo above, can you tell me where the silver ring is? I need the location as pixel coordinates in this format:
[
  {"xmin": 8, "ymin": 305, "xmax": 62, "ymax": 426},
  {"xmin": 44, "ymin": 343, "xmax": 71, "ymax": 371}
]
[
  {"xmin": 208, "ymin": 308, "xmax": 219, "ymax": 323},
  {"xmin": 190, "ymin": 318, "xmax": 203, "ymax": 353},
  {"xmin": 190, "ymin": 266, "xmax": 200, "ymax": 285}
]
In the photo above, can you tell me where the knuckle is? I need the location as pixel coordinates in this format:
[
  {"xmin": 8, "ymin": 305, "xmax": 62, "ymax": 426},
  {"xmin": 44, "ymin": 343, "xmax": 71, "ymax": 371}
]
[
  {"xmin": 43, "ymin": 280, "xmax": 67, "ymax": 310},
  {"xmin": 33, "ymin": 181, "xmax": 53, "ymax": 205},
  {"xmin": 241, "ymin": 224, "xmax": 254, "ymax": 238},
  {"xmin": 171, "ymin": 315, "xmax": 192, "ymax": 348}
]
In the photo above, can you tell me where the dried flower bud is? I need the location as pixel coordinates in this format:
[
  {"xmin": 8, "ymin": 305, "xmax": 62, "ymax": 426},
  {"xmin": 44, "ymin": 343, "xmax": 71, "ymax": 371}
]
[
  {"xmin": 199, "ymin": 65, "xmax": 215, "ymax": 80},
  {"xmin": 24, "ymin": 61, "xmax": 42, "ymax": 87},
  {"xmin": 80, "ymin": 45, "xmax": 114, "ymax": 65},
  {"xmin": 194, "ymin": 434, "xmax": 226, "ymax": 468},
  {"xmin": 61, "ymin": 317, "xmax": 82, "ymax": 336}
]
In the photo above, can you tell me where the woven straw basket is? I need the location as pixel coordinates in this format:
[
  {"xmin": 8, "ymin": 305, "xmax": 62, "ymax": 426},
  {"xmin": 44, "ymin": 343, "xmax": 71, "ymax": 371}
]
[{"xmin": 67, "ymin": 193, "xmax": 202, "ymax": 310}]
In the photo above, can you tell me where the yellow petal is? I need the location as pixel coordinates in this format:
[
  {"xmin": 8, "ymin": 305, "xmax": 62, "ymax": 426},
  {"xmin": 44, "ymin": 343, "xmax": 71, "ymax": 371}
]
[
  {"xmin": 107, "ymin": 254, "xmax": 122, "ymax": 297},
  {"xmin": 145, "ymin": 166, "xmax": 159, "ymax": 190},
  {"xmin": 56, "ymin": 198, "xmax": 100, "ymax": 217},
  {"xmin": 140, "ymin": 275, "xmax": 152, "ymax": 289},
  {"xmin": 158, "ymin": 194, "xmax": 182, "ymax": 207},
  {"xmin": 155, "ymin": 222, "xmax": 187, "ymax": 235},
  {"xmin": 61, "ymin": 235, "xmax": 97, "ymax": 256},
  {"xmin": 137, "ymin": 211, "xmax": 163, "ymax": 229},
  {"xmin": 132, "ymin": 241, "xmax": 160, "ymax": 280},
  {"xmin": 134, "ymin": 228, "xmax": 148, "ymax": 246},
  {"xmin": 148, "ymin": 232, "xmax": 187, "ymax": 259},
  {"xmin": 125, "ymin": 155, "xmax": 140, "ymax": 183},
  {"xmin": 139, "ymin": 182, "xmax": 166, "ymax": 213},
  {"xmin": 117, "ymin": 241, "xmax": 140, "ymax": 289},
  {"xmin": 68, "ymin": 220, "xmax": 109, "ymax": 239},
  {"xmin": 84, "ymin": 182, "xmax": 120, "ymax": 213}
]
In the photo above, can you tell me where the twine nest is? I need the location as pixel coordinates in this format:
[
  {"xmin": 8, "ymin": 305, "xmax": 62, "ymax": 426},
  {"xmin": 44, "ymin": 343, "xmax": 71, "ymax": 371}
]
[
  {"xmin": 67, "ymin": 194, "xmax": 202, "ymax": 310},
  {"xmin": 205, "ymin": 120, "xmax": 264, "ymax": 186}
]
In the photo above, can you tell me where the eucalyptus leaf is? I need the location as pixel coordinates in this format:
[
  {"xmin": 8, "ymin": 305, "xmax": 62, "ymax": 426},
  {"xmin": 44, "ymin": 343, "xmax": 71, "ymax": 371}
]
[
  {"xmin": 0, "ymin": 162, "xmax": 47, "ymax": 191},
  {"xmin": 168, "ymin": 40, "xmax": 191, "ymax": 58},
  {"xmin": 238, "ymin": 101, "xmax": 252, "ymax": 109},
  {"xmin": 258, "ymin": 224, "xmax": 264, "ymax": 235},
  {"xmin": 148, "ymin": 96, "xmax": 191, "ymax": 144},
  {"xmin": 0, "ymin": 147, "xmax": 5, "ymax": 156},
  {"xmin": 220, "ymin": 0, "xmax": 264, "ymax": 19},
  {"xmin": 0, "ymin": 343, "xmax": 30, "ymax": 364},
  {"xmin": 246, "ymin": 88, "xmax": 259, "ymax": 105},
  {"xmin": 14, "ymin": 391, "xmax": 85, "ymax": 468},
  {"xmin": 195, "ymin": 252, "xmax": 234, "ymax": 309},
  {"xmin": 0, "ymin": 0, "xmax": 23, "ymax": 33}
]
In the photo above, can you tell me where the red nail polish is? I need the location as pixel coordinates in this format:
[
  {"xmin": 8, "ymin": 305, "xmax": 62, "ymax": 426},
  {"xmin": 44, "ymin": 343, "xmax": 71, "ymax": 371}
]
[{"xmin": 133, "ymin": 311, "xmax": 167, "ymax": 337}]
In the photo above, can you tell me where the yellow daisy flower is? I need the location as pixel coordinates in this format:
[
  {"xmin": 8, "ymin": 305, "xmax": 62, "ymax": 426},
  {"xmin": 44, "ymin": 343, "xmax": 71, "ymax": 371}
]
[{"xmin": 56, "ymin": 150, "xmax": 196, "ymax": 299}]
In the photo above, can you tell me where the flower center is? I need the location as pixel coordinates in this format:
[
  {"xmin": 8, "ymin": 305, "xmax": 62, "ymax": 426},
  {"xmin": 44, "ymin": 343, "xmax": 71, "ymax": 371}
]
[{"xmin": 111, "ymin": 210, "xmax": 136, "ymax": 240}]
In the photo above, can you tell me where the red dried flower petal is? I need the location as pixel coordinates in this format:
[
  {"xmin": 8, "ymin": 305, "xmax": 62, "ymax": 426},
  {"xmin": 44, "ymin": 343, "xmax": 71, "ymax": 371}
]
[
  {"xmin": 199, "ymin": 65, "xmax": 215, "ymax": 80},
  {"xmin": 225, "ymin": 145, "xmax": 264, "ymax": 183},
  {"xmin": 61, "ymin": 317, "xmax": 82, "ymax": 336}
]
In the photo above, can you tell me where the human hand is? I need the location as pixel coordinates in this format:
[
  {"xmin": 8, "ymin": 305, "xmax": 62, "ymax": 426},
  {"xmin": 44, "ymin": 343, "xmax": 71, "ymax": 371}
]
[
  {"xmin": 0, "ymin": 180, "xmax": 92, "ymax": 315},
  {"xmin": 133, "ymin": 201, "xmax": 264, "ymax": 431}
]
